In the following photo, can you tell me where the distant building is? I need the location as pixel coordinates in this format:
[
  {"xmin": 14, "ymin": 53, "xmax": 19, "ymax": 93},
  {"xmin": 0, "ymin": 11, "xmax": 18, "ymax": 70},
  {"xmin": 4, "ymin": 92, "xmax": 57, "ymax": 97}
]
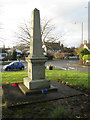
[
  {"xmin": 83, "ymin": 40, "xmax": 90, "ymax": 51},
  {"xmin": 43, "ymin": 42, "xmax": 61, "ymax": 53},
  {"xmin": 0, "ymin": 48, "xmax": 8, "ymax": 60},
  {"xmin": 22, "ymin": 48, "xmax": 30, "ymax": 55},
  {"xmin": 7, "ymin": 48, "xmax": 22, "ymax": 56},
  {"xmin": 78, "ymin": 40, "xmax": 90, "ymax": 51}
]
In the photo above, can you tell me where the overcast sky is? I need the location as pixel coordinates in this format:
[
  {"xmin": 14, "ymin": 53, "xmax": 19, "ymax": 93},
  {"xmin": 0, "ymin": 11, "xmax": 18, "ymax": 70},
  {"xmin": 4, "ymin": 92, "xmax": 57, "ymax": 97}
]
[{"xmin": 0, "ymin": 0, "xmax": 89, "ymax": 48}]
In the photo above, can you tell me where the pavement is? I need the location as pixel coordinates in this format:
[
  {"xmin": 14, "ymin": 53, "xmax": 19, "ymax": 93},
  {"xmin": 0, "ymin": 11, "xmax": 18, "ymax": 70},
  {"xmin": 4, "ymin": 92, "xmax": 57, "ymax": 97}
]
[{"xmin": 2, "ymin": 80, "xmax": 84, "ymax": 108}]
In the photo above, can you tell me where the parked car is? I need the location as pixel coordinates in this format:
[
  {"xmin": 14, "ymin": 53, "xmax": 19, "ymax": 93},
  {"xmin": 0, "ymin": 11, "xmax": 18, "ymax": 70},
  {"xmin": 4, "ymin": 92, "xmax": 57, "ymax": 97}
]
[{"xmin": 3, "ymin": 61, "xmax": 24, "ymax": 71}]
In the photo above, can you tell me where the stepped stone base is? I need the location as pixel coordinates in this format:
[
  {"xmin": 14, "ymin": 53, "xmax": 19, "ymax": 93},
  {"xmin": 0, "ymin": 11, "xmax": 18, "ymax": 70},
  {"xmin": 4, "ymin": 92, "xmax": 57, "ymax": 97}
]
[
  {"xmin": 19, "ymin": 83, "xmax": 57, "ymax": 95},
  {"xmin": 23, "ymin": 77, "xmax": 50, "ymax": 90}
]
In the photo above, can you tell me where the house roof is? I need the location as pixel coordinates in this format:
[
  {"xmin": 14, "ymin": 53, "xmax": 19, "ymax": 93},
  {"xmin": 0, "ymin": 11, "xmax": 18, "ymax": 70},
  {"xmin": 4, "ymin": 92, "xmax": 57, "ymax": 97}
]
[
  {"xmin": 45, "ymin": 42, "xmax": 60, "ymax": 51},
  {"xmin": 22, "ymin": 48, "xmax": 30, "ymax": 52}
]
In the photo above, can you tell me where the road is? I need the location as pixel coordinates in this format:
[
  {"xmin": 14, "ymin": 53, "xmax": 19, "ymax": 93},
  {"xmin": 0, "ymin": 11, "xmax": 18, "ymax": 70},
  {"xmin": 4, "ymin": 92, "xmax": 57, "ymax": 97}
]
[
  {"xmin": 45, "ymin": 60, "xmax": 89, "ymax": 72},
  {"xmin": 0, "ymin": 60, "xmax": 89, "ymax": 72}
]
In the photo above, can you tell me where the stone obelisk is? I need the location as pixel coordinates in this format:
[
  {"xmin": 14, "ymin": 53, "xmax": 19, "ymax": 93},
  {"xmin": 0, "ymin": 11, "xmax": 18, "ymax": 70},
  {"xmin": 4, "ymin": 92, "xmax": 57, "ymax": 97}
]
[{"xmin": 23, "ymin": 8, "xmax": 50, "ymax": 90}]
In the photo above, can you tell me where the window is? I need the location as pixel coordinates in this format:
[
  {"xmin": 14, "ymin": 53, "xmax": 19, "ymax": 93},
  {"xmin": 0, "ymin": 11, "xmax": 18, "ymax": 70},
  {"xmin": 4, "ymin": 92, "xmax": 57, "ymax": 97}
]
[
  {"xmin": 18, "ymin": 62, "xmax": 21, "ymax": 65},
  {"xmin": 13, "ymin": 63, "xmax": 18, "ymax": 65}
]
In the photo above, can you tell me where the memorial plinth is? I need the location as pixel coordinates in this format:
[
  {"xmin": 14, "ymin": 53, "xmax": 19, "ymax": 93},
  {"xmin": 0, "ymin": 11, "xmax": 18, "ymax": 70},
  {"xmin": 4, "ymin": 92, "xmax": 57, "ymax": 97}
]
[{"xmin": 24, "ymin": 56, "xmax": 50, "ymax": 90}]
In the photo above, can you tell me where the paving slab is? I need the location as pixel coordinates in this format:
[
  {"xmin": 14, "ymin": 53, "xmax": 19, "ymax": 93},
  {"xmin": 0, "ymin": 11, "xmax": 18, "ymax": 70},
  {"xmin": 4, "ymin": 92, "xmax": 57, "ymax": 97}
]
[{"xmin": 2, "ymin": 80, "xmax": 84, "ymax": 107}]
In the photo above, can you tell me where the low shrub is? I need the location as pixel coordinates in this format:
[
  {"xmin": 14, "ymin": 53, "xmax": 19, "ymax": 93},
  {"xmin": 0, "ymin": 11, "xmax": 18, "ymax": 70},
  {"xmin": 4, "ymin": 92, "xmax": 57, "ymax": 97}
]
[
  {"xmin": 1, "ymin": 61, "xmax": 11, "ymax": 65},
  {"xmin": 83, "ymin": 55, "xmax": 90, "ymax": 61},
  {"xmin": 2, "ymin": 55, "xmax": 13, "ymax": 61},
  {"xmin": 48, "ymin": 106, "xmax": 70, "ymax": 119},
  {"xmin": 52, "ymin": 53, "xmax": 72, "ymax": 59}
]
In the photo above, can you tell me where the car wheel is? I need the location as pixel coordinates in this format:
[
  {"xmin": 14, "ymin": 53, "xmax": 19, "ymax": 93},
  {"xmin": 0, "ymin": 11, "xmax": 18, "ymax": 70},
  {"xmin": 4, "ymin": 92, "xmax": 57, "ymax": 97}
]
[
  {"xmin": 6, "ymin": 68, "xmax": 10, "ymax": 71},
  {"xmin": 21, "ymin": 67, "xmax": 24, "ymax": 70}
]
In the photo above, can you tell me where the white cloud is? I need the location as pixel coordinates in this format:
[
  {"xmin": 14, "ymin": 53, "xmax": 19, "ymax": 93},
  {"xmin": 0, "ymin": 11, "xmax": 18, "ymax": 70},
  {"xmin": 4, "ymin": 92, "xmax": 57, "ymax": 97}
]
[{"xmin": 0, "ymin": 0, "xmax": 89, "ymax": 48}]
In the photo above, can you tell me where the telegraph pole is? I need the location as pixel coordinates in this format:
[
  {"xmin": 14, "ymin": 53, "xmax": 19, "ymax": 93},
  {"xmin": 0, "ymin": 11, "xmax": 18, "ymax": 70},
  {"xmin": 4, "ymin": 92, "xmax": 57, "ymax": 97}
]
[
  {"xmin": 82, "ymin": 22, "xmax": 83, "ymax": 44},
  {"xmin": 88, "ymin": 1, "xmax": 90, "ymax": 43}
]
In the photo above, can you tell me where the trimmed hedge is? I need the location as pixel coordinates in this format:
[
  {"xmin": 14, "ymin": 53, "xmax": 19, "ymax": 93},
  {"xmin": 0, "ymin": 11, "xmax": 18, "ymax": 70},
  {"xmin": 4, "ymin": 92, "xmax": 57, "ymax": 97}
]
[{"xmin": 50, "ymin": 53, "xmax": 73, "ymax": 59}]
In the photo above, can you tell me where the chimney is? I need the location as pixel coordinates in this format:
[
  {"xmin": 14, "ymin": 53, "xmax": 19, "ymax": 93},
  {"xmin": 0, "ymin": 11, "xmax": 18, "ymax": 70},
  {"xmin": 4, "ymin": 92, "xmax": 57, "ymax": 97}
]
[
  {"xmin": 84, "ymin": 40, "xmax": 87, "ymax": 45},
  {"xmin": 58, "ymin": 41, "xmax": 60, "ymax": 44},
  {"xmin": 3, "ymin": 43, "xmax": 5, "ymax": 48}
]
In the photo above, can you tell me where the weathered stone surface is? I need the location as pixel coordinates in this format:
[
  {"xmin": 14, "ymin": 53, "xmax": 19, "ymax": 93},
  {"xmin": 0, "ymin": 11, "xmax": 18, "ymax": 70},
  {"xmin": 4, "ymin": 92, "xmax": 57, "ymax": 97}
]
[
  {"xmin": 23, "ymin": 8, "xmax": 50, "ymax": 90},
  {"xmin": 24, "ymin": 78, "xmax": 50, "ymax": 90},
  {"xmin": 19, "ymin": 83, "xmax": 57, "ymax": 95},
  {"xmin": 30, "ymin": 8, "xmax": 43, "ymax": 57},
  {"xmin": 27, "ymin": 60, "xmax": 46, "ymax": 80}
]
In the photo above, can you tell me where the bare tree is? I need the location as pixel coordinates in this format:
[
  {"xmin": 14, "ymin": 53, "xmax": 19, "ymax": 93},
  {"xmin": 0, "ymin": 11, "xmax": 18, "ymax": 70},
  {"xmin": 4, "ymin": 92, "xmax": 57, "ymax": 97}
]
[
  {"xmin": 0, "ymin": 22, "xmax": 4, "ymax": 48},
  {"xmin": 15, "ymin": 18, "xmax": 59, "ymax": 47},
  {"xmin": 15, "ymin": 21, "xmax": 31, "ymax": 46}
]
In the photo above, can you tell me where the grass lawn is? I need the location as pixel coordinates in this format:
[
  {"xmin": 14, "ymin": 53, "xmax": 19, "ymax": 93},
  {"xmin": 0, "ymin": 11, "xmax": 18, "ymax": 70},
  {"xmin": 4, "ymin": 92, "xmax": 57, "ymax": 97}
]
[
  {"xmin": 1, "ymin": 69, "xmax": 88, "ymax": 90},
  {"xmin": 46, "ymin": 69, "xmax": 88, "ymax": 89},
  {"xmin": 1, "ymin": 69, "xmax": 89, "ymax": 119}
]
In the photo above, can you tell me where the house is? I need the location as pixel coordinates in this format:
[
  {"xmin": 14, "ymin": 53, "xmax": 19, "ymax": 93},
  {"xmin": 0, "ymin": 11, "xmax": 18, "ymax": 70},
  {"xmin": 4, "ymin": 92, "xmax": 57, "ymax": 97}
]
[
  {"xmin": 43, "ymin": 42, "xmax": 61, "ymax": 53},
  {"xmin": 7, "ymin": 48, "xmax": 22, "ymax": 57},
  {"xmin": 77, "ymin": 40, "xmax": 90, "ymax": 52},
  {"xmin": 0, "ymin": 48, "xmax": 8, "ymax": 60},
  {"xmin": 22, "ymin": 48, "xmax": 30, "ymax": 55},
  {"xmin": 83, "ymin": 40, "xmax": 90, "ymax": 51}
]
